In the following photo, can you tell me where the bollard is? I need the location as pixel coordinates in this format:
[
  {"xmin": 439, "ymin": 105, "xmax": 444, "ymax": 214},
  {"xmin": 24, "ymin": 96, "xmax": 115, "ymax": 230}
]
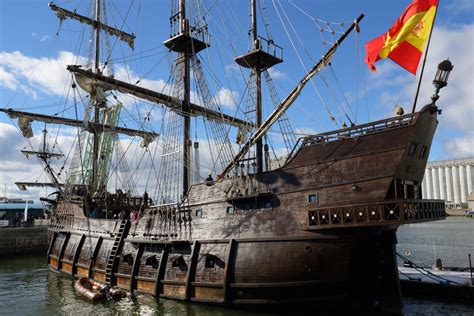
[{"xmin": 469, "ymin": 254, "xmax": 473, "ymax": 286}]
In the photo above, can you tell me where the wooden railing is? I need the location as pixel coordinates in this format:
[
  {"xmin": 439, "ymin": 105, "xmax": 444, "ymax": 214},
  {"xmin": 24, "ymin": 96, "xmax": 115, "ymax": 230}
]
[
  {"xmin": 307, "ymin": 199, "xmax": 445, "ymax": 230},
  {"xmin": 302, "ymin": 113, "xmax": 417, "ymax": 146}
]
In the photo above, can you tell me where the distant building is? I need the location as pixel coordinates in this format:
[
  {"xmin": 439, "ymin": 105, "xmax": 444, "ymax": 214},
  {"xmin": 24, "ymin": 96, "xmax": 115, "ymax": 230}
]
[
  {"xmin": 0, "ymin": 197, "xmax": 45, "ymax": 220},
  {"xmin": 468, "ymin": 193, "xmax": 474, "ymax": 211},
  {"xmin": 421, "ymin": 158, "xmax": 474, "ymax": 209}
]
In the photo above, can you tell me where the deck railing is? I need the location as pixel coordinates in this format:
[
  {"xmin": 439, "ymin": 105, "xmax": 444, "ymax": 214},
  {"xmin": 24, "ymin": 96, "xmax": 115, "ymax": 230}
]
[
  {"xmin": 307, "ymin": 199, "xmax": 445, "ymax": 230},
  {"xmin": 302, "ymin": 113, "xmax": 417, "ymax": 146}
]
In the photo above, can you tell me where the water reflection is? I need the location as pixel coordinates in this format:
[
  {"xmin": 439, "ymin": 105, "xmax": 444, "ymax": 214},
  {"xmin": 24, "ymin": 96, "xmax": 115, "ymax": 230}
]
[{"xmin": 41, "ymin": 269, "xmax": 268, "ymax": 316}]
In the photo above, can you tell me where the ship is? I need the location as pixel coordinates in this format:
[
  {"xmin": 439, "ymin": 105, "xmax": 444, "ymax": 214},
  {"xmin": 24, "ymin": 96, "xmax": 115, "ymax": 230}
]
[{"xmin": 1, "ymin": 0, "xmax": 452, "ymax": 314}]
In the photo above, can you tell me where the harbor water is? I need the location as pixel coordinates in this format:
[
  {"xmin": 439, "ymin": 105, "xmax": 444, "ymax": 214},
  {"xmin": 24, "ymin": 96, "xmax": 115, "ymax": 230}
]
[{"xmin": 0, "ymin": 217, "xmax": 473, "ymax": 315}]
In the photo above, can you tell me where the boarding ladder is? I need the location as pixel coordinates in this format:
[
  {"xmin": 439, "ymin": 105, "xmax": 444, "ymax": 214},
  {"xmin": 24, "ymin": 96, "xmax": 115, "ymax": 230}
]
[{"xmin": 105, "ymin": 219, "xmax": 130, "ymax": 284}]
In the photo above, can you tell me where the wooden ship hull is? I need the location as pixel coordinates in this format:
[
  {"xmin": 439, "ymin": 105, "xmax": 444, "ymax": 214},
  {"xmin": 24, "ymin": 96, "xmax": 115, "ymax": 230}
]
[{"xmin": 47, "ymin": 104, "xmax": 446, "ymax": 313}]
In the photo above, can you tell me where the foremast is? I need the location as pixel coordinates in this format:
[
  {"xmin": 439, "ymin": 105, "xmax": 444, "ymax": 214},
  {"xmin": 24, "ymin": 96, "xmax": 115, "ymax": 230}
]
[{"xmin": 0, "ymin": 1, "xmax": 152, "ymax": 196}]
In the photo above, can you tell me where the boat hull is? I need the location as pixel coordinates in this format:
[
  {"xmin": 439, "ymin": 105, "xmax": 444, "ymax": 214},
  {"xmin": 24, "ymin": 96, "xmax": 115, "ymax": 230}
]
[
  {"xmin": 49, "ymin": 220, "xmax": 405, "ymax": 313},
  {"xmin": 47, "ymin": 105, "xmax": 445, "ymax": 314}
]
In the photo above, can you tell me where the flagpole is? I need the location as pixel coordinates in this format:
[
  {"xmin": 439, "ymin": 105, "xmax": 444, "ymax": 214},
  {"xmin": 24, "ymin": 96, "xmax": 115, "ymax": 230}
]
[{"xmin": 411, "ymin": 7, "xmax": 438, "ymax": 113}]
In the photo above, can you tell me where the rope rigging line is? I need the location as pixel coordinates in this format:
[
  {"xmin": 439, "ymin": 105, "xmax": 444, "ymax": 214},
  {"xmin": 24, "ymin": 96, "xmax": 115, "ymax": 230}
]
[
  {"xmin": 396, "ymin": 253, "xmax": 464, "ymax": 286},
  {"xmin": 101, "ymin": 0, "xmax": 135, "ymax": 74},
  {"xmin": 272, "ymin": 0, "xmax": 338, "ymax": 127}
]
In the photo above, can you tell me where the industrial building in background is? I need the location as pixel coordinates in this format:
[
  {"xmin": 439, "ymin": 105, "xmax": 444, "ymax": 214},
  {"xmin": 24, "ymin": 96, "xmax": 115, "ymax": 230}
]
[{"xmin": 422, "ymin": 158, "xmax": 474, "ymax": 210}]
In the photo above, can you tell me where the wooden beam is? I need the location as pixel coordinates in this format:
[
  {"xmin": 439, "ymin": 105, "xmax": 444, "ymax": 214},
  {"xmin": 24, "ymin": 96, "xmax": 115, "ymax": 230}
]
[
  {"xmin": 185, "ymin": 240, "xmax": 201, "ymax": 300},
  {"xmin": 47, "ymin": 232, "xmax": 58, "ymax": 265},
  {"xmin": 223, "ymin": 239, "xmax": 236, "ymax": 304},
  {"xmin": 130, "ymin": 243, "xmax": 145, "ymax": 293},
  {"xmin": 72, "ymin": 234, "xmax": 86, "ymax": 276},
  {"xmin": 49, "ymin": 3, "xmax": 135, "ymax": 49},
  {"xmin": 89, "ymin": 236, "xmax": 103, "ymax": 278},
  {"xmin": 67, "ymin": 65, "xmax": 251, "ymax": 128},
  {"xmin": 154, "ymin": 244, "xmax": 170, "ymax": 297},
  {"xmin": 1, "ymin": 108, "xmax": 158, "ymax": 140},
  {"xmin": 58, "ymin": 232, "xmax": 71, "ymax": 271}
]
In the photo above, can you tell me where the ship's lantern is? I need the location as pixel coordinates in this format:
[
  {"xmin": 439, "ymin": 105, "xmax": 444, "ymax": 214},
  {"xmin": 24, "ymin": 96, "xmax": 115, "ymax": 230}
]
[{"xmin": 433, "ymin": 59, "xmax": 453, "ymax": 92}]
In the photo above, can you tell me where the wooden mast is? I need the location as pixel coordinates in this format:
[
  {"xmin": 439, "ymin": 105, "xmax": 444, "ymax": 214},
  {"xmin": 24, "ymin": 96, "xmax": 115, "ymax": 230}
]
[
  {"xmin": 235, "ymin": 0, "xmax": 283, "ymax": 174},
  {"xmin": 181, "ymin": 0, "xmax": 191, "ymax": 198},
  {"xmin": 251, "ymin": 0, "xmax": 263, "ymax": 174},
  {"xmin": 163, "ymin": 0, "xmax": 210, "ymax": 198},
  {"xmin": 225, "ymin": 14, "xmax": 364, "ymax": 178},
  {"xmin": 91, "ymin": 0, "xmax": 102, "ymax": 193}
]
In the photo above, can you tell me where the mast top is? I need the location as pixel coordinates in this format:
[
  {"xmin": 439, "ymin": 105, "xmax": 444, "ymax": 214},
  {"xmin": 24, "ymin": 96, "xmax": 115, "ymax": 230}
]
[
  {"xmin": 163, "ymin": 0, "xmax": 210, "ymax": 53},
  {"xmin": 235, "ymin": 0, "xmax": 283, "ymax": 70}
]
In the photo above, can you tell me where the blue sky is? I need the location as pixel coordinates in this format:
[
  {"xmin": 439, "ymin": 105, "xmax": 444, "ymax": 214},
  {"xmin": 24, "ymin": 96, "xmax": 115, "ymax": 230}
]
[{"xmin": 0, "ymin": 0, "xmax": 473, "ymax": 199}]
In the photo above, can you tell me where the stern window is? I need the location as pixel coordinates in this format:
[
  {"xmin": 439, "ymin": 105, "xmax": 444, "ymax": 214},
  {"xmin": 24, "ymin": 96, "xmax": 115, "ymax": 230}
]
[
  {"xmin": 409, "ymin": 142, "xmax": 418, "ymax": 155},
  {"xmin": 419, "ymin": 145, "xmax": 427, "ymax": 158},
  {"xmin": 308, "ymin": 194, "xmax": 319, "ymax": 204}
]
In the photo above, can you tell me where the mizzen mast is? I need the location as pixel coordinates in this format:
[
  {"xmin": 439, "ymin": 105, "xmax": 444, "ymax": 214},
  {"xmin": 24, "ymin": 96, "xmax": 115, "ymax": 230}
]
[
  {"xmin": 224, "ymin": 14, "xmax": 365, "ymax": 178},
  {"xmin": 235, "ymin": 0, "xmax": 283, "ymax": 174}
]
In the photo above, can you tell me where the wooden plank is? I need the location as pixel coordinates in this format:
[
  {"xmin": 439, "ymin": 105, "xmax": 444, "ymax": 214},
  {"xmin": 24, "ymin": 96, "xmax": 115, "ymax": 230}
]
[
  {"xmin": 154, "ymin": 244, "xmax": 170, "ymax": 297},
  {"xmin": 47, "ymin": 232, "xmax": 58, "ymax": 265},
  {"xmin": 89, "ymin": 236, "xmax": 103, "ymax": 278},
  {"xmin": 130, "ymin": 243, "xmax": 144, "ymax": 293},
  {"xmin": 230, "ymin": 279, "xmax": 345, "ymax": 288},
  {"xmin": 185, "ymin": 240, "xmax": 201, "ymax": 300},
  {"xmin": 223, "ymin": 239, "xmax": 236, "ymax": 304},
  {"xmin": 57, "ymin": 232, "xmax": 70, "ymax": 271},
  {"xmin": 72, "ymin": 234, "xmax": 86, "ymax": 276}
]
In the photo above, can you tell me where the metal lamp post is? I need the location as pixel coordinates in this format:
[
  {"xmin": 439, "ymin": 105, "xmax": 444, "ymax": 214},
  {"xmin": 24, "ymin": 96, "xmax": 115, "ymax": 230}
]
[{"xmin": 432, "ymin": 59, "xmax": 454, "ymax": 102}]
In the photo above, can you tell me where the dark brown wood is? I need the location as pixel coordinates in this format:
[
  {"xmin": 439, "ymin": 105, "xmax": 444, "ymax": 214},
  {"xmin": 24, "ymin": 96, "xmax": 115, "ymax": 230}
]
[
  {"xmin": 223, "ymin": 239, "xmax": 236, "ymax": 303},
  {"xmin": 185, "ymin": 240, "xmax": 200, "ymax": 300},
  {"xmin": 46, "ymin": 103, "xmax": 444, "ymax": 314},
  {"xmin": 154, "ymin": 244, "xmax": 170, "ymax": 296},
  {"xmin": 57, "ymin": 232, "xmax": 70, "ymax": 271},
  {"xmin": 72, "ymin": 234, "xmax": 86, "ymax": 276},
  {"xmin": 65, "ymin": 66, "xmax": 249, "ymax": 128},
  {"xmin": 130, "ymin": 243, "xmax": 144, "ymax": 293},
  {"xmin": 88, "ymin": 236, "xmax": 103, "ymax": 278},
  {"xmin": 47, "ymin": 232, "xmax": 58, "ymax": 265}
]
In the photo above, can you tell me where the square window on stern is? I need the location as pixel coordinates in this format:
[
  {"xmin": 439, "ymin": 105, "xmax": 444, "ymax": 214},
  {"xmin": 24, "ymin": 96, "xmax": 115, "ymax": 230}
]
[
  {"xmin": 308, "ymin": 194, "xmax": 319, "ymax": 204},
  {"xmin": 195, "ymin": 209, "xmax": 203, "ymax": 217},
  {"xmin": 226, "ymin": 206, "xmax": 235, "ymax": 215}
]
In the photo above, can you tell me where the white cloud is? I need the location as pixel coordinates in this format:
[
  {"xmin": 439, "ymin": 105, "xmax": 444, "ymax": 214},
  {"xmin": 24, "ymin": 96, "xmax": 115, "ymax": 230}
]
[
  {"xmin": 0, "ymin": 50, "xmax": 81, "ymax": 97},
  {"xmin": 367, "ymin": 24, "xmax": 474, "ymax": 160},
  {"xmin": 443, "ymin": 131, "xmax": 474, "ymax": 159},
  {"xmin": 32, "ymin": 32, "xmax": 49, "ymax": 42},
  {"xmin": 267, "ymin": 68, "xmax": 287, "ymax": 80},
  {"xmin": 295, "ymin": 127, "xmax": 317, "ymax": 136},
  {"xmin": 0, "ymin": 66, "xmax": 37, "ymax": 98},
  {"xmin": 215, "ymin": 87, "xmax": 239, "ymax": 110},
  {"xmin": 445, "ymin": 0, "xmax": 474, "ymax": 16},
  {"xmin": 225, "ymin": 63, "xmax": 241, "ymax": 76}
]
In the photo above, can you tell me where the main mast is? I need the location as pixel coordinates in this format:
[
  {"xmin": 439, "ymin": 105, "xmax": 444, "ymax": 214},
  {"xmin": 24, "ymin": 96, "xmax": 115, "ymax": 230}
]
[
  {"xmin": 181, "ymin": 0, "xmax": 191, "ymax": 198},
  {"xmin": 91, "ymin": 0, "xmax": 102, "ymax": 193},
  {"xmin": 163, "ymin": 0, "xmax": 209, "ymax": 197}
]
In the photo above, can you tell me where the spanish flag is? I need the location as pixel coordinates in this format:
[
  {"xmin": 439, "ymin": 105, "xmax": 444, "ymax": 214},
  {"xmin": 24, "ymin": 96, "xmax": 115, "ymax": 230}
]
[{"xmin": 365, "ymin": 0, "xmax": 438, "ymax": 74}]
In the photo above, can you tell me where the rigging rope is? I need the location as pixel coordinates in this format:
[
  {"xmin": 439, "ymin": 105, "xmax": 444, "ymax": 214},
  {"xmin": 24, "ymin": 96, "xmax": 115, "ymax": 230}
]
[{"xmin": 272, "ymin": 0, "xmax": 338, "ymax": 126}]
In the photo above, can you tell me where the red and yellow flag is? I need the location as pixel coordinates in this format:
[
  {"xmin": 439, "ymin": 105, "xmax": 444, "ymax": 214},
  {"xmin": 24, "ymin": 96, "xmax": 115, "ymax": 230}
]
[{"xmin": 365, "ymin": 0, "xmax": 438, "ymax": 75}]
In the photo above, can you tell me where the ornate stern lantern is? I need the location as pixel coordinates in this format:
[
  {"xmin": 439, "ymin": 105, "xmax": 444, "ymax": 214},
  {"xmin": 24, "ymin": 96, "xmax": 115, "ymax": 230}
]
[{"xmin": 432, "ymin": 59, "xmax": 454, "ymax": 103}]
